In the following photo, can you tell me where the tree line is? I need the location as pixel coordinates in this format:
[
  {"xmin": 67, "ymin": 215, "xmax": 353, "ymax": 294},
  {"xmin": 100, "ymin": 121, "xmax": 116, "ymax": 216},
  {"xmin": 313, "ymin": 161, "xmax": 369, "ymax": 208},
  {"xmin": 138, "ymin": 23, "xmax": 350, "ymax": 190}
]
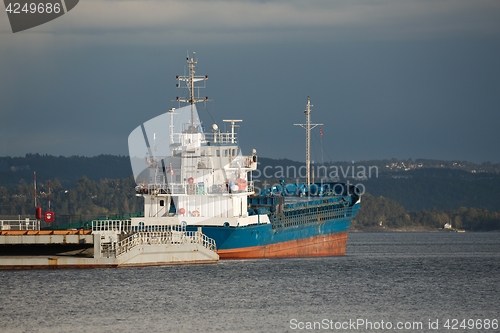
[
  {"xmin": 353, "ymin": 193, "xmax": 500, "ymax": 231},
  {"xmin": 0, "ymin": 176, "xmax": 142, "ymax": 227},
  {"xmin": 1, "ymin": 176, "xmax": 499, "ymax": 231}
]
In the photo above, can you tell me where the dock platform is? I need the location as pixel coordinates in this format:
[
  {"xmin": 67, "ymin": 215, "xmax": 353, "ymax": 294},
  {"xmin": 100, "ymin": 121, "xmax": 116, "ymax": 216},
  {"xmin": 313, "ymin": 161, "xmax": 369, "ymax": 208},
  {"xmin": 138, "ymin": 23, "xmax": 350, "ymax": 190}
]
[{"xmin": 0, "ymin": 220, "xmax": 219, "ymax": 269}]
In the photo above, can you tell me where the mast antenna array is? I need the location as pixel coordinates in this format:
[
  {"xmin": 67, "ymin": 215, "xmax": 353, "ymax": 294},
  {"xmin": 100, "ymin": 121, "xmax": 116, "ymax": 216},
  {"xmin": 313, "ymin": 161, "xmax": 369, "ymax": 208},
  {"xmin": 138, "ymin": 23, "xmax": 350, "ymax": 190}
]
[
  {"xmin": 223, "ymin": 120, "xmax": 243, "ymax": 144},
  {"xmin": 175, "ymin": 51, "xmax": 209, "ymax": 129},
  {"xmin": 294, "ymin": 96, "xmax": 323, "ymax": 190}
]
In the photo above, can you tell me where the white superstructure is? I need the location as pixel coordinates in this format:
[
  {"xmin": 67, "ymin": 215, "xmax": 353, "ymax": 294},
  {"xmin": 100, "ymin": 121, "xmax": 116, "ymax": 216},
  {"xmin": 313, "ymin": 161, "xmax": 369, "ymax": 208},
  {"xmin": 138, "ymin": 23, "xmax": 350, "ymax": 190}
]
[{"xmin": 128, "ymin": 53, "xmax": 262, "ymax": 230}]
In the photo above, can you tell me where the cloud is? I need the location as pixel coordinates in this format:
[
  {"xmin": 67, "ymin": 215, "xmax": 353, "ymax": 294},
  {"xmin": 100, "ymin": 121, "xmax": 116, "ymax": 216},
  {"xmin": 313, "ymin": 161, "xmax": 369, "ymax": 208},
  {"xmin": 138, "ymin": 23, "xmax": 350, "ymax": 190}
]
[
  {"xmin": 3, "ymin": 0, "xmax": 498, "ymax": 44},
  {"xmin": 1, "ymin": 0, "xmax": 499, "ymax": 161}
]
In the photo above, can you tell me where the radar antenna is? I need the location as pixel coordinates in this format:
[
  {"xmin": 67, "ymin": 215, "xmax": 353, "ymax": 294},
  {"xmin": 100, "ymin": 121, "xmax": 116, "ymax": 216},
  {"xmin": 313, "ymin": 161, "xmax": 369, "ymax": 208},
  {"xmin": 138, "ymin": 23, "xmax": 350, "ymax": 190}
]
[{"xmin": 175, "ymin": 52, "xmax": 209, "ymax": 132}]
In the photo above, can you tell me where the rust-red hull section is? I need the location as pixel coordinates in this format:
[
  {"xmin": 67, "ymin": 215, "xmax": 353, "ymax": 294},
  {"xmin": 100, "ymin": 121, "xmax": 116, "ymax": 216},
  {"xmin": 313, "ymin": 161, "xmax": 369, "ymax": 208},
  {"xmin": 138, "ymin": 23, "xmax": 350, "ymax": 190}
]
[{"xmin": 217, "ymin": 231, "xmax": 348, "ymax": 259}]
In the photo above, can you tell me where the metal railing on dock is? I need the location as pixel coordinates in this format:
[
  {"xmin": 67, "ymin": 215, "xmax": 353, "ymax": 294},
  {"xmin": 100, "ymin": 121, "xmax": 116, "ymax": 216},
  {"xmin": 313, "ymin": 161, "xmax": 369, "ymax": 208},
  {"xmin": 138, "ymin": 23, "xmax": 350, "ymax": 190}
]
[
  {"xmin": 0, "ymin": 218, "xmax": 39, "ymax": 231},
  {"xmin": 101, "ymin": 228, "xmax": 217, "ymax": 258}
]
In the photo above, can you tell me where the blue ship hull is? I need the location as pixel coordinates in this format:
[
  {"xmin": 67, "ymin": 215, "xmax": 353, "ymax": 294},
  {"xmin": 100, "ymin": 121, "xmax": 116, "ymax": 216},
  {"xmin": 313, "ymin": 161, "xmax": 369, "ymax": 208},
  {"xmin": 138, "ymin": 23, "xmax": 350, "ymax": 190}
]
[{"xmin": 189, "ymin": 200, "xmax": 360, "ymax": 259}]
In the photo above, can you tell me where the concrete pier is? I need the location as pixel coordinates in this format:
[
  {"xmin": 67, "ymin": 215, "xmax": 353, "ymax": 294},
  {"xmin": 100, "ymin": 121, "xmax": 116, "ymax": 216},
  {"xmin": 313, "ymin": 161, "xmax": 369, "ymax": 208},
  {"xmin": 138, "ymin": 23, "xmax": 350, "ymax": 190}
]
[{"xmin": 0, "ymin": 228, "xmax": 219, "ymax": 269}]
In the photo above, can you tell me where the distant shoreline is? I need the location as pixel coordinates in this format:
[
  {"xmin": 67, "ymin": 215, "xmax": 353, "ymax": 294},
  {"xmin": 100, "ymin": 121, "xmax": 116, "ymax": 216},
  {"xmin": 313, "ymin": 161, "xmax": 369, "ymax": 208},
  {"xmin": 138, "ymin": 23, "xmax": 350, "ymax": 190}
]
[{"xmin": 349, "ymin": 226, "xmax": 496, "ymax": 232}]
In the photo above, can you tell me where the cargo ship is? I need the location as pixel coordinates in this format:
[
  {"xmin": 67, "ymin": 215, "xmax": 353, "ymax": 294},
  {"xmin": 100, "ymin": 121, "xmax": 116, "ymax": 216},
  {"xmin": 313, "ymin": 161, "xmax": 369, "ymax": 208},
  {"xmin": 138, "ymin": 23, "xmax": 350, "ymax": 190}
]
[{"xmin": 127, "ymin": 53, "xmax": 362, "ymax": 259}]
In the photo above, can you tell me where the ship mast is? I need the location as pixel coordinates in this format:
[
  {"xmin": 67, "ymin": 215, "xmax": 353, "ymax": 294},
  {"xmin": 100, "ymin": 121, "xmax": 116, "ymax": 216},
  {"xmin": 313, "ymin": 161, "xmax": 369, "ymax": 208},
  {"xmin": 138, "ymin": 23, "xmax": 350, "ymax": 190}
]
[
  {"xmin": 175, "ymin": 52, "xmax": 208, "ymax": 131},
  {"xmin": 294, "ymin": 97, "xmax": 323, "ymax": 190}
]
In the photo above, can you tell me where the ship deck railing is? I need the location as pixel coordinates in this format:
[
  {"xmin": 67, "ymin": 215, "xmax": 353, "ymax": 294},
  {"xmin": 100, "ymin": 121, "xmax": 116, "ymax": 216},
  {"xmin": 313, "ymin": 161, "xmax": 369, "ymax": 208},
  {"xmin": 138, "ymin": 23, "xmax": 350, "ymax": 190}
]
[
  {"xmin": 101, "ymin": 229, "xmax": 217, "ymax": 257},
  {"xmin": 203, "ymin": 132, "xmax": 238, "ymax": 145},
  {"xmin": 92, "ymin": 219, "xmax": 132, "ymax": 233},
  {"xmin": 170, "ymin": 131, "xmax": 238, "ymax": 145},
  {"xmin": 271, "ymin": 206, "xmax": 354, "ymax": 230},
  {"xmin": 0, "ymin": 218, "xmax": 39, "ymax": 231},
  {"xmin": 135, "ymin": 181, "xmax": 255, "ymax": 196}
]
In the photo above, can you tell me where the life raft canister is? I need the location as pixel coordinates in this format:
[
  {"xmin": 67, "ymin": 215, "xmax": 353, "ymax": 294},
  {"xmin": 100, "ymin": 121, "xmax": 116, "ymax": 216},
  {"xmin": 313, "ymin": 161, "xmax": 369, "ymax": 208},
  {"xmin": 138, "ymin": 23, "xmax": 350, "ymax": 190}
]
[{"xmin": 236, "ymin": 178, "xmax": 248, "ymax": 191}]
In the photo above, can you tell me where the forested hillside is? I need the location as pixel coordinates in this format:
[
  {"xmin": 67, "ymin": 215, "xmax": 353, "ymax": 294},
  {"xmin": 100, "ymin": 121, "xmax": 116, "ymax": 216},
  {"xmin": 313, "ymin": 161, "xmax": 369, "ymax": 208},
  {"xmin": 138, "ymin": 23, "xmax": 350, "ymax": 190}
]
[
  {"xmin": 1, "ymin": 154, "xmax": 499, "ymax": 230},
  {"xmin": 0, "ymin": 154, "xmax": 131, "ymax": 189},
  {"xmin": 0, "ymin": 176, "xmax": 142, "ymax": 225},
  {"xmin": 254, "ymin": 158, "xmax": 500, "ymax": 212},
  {"xmin": 363, "ymin": 169, "xmax": 500, "ymax": 211},
  {"xmin": 352, "ymin": 193, "xmax": 500, "ymax": 231}
]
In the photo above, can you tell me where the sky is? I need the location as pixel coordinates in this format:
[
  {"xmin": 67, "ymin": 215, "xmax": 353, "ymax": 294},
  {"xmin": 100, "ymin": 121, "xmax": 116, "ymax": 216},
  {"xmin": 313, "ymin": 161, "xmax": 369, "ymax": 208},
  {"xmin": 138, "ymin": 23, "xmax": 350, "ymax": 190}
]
[{"xmin": 1, "ymin": 0, "xmax": 500, "ymax": 163}]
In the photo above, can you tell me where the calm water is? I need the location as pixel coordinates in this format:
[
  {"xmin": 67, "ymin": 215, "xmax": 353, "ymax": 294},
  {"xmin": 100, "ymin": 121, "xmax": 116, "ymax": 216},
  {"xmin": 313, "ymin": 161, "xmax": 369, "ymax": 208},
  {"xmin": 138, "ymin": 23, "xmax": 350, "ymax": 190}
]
[{"xmin": 1, "ymin": 232, "xmax": 499, "ymax": 333}]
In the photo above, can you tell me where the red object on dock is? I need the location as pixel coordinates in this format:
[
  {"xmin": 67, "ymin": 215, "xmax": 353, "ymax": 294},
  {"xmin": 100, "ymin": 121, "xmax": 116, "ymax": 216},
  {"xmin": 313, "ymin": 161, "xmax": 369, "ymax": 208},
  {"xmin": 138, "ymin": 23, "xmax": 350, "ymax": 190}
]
[
  {"xmin": 35, "ymin": 206, "xmax": 42, "ymax": 220},
  {"xmin": 44, "ymin": 211, "xmax": 54, "ymax": 223}
]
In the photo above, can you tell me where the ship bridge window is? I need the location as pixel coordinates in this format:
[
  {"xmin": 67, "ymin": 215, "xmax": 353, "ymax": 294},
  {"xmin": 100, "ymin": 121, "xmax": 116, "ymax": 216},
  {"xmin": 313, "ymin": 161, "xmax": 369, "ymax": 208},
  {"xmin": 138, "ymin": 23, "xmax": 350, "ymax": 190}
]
[
  {"xmin": 232, "ymin": 149, "xmax": 236, "ymax": 156},
  {"xmin": 224, "ymin": 149, "xmax": 228, "ymax": 157},
  {"xmin": 216, "ymin": 150, "xmax": 220, "ymax": 157}
]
